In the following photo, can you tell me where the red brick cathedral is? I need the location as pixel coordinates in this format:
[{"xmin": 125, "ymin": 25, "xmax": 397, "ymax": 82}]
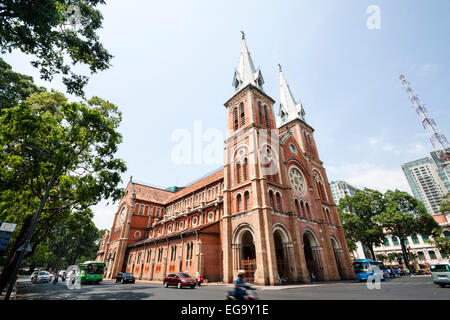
[{"xmin": 96, "ymin": 35, "xmax": 354, "ymax": 285}]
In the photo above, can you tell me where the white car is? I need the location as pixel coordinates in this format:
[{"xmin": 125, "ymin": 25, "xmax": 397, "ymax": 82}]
[{"xmin": 31, "ymin": 271, "xmax": 51, "ymax": 284}]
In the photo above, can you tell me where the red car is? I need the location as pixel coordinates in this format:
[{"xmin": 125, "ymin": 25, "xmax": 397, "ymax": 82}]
[{"xmin": 163, "ymin": 273, "xmax": 196, "ymax": 289}]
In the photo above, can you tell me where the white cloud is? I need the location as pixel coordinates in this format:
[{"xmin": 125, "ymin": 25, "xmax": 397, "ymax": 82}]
[
  {"xmin": 327, "ymin": 163, "xmax": 411, "ymax": 193},
  {"xmin": 369, "ymin": 138, "xmax": 379, "ymax": 145},
  {"xmin": 408, "ymin": 143, "xmax": 428, "ymax": 156}
]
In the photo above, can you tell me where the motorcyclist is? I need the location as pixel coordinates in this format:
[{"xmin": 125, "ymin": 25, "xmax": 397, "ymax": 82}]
[{"xmin": 233, "ymin": 270, "xmax": 247, "ymax": 300}]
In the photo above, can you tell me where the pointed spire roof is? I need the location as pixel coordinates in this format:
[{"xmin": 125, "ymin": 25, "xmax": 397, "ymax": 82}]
[
  {"xmin": 277, "ymin": 65, "xmax": 305, "ymax": 127},
  {"xmin": 232, "ymin": 32, "xmax": 264, "ymax": 93}
]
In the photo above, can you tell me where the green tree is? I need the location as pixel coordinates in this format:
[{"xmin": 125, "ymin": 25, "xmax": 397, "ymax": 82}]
[
  {"xmin": 428, "ymin": 236, "xmax": 450, "ymax": 258},
  {"xmin": 0, "ymin": 57, "xmax": 45, "ymax": 109},
  {"xmin": 440, "ymin": 193, "xmax": 450, "ymax": 214},
  {"xmin": 337, "ymin": 188, "xmax": 386, "ymax": 260},
  {"xmin": 0, "ymin": 0, "xmax": 112, "ymax": 96},
  {"xmin": 375, "ymin": 190, "xmax": 441, "ymax": 270},
  {"xmin": 0, "ymin": 89, "xmax": 126, "ymax": 292}
]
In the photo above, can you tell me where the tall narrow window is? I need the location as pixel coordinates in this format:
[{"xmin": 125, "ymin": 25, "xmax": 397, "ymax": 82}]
[
  {"xmin": 244, "ymin": 191, "xmax": 250, "ymax": 210},
  {"xmin": 300, "ymin": 201, "xmax": 305, "ymax": 218},
  {"xmin": 276, "ymin": 193, "xmax": 282, "ymax": 212},
  {"xmin": 308, "ymin": 134, "xmax": 314, "ymax": 155},
  {"xmin": 243, "ymin": 158, "xmax": 249, "ymax": 180},
  {"xmin": 295, "ymin": 199, "xmax": 300, "ymax": 216},
  {"xmin": 304, "ymin": 132, "xmax": 311, "ymax": 153},
  {"xmin": 305, "ymin": 203, "xmax": 311, "ymax": 219},
  {"xmin": 264, "ymin": 105, "xmax": 270, "ymax": 128},
  {"xmin": 269, "ymin": 191, "xmax": 274, "ymax": 209},
  {"xmin": 258, "ymin": 101, "xmax": 263, "ymax": 125},
  {"xmin": 233, "ymin": 107, "xmax": 238, "ymax": 130},
  {"xmin": 236, "ymin": 161, "xmax": 241, "ymax": 183},
  {"xmin": 237, "ymin": 194, "xmax": 242, "ymax": 212},
  {"xmin": 240, "ymin": 103, "xmax": 245, "ymax": 126}
]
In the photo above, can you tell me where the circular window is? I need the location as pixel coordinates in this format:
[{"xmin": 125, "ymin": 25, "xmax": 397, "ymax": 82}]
[
  {"xmin": 167, "ymin": 224, "xmax": 172, "ymax": 232},
  {"xmin": 134, "ymin": 231, "xmax": 141, "ymax": 238},
  {"xmin": 208, "ymin": 212, "xmax": 214, "ymax": 221},
  {"xmin": 192, "ymin": 216, "xmax": 198, "ymax": 226},
  {"xmin": 289, "ymin": 167, "xmax": 306, "ymax": 195},
  {"xmin": 118, "ymin": 206, "xmax": 127, "ymax": 224},
  {"xmin": 179, "ymin": 221, "xmax": 184, "ymax": 229},
  {"xmin": 289, "ymin": 144, "xmax": 297, "ymax": 154},
  {"xmin": 158, "ymin": 228, "xmax": 162, "ymax": 236}
]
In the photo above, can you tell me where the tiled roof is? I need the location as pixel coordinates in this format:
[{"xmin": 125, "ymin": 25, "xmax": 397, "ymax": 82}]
[{"xmin": 130, "ymin": 168, "xmax": 224, "ymax": 205}]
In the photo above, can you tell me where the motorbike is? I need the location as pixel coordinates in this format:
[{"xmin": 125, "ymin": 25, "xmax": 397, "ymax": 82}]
[{"xmin": 226, "ymin": 283, "xmax": 259, "ymax": 300}]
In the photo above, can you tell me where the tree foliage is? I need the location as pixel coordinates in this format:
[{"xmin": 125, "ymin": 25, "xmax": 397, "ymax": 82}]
[
  {"xmin": 0, "ymin": 0, "xmax": 112, "ymax": 96},
  {"xmin": 375, "ymin": 190, "xmax": 441, "ymax": 269},
  {"xmin": 337, "ymin": 188, "xmax": 386, "ymax": 259},
  {"xmin": 0, "ymin": 87, "xmax": 126, "ymax": 291},
  {"xmin": 0, "ymin": 57, "xmax": 45, "ymax": 109},
  {"xmin": 440, "ymin": 193, "xmax": 450, "ymax": 214}
]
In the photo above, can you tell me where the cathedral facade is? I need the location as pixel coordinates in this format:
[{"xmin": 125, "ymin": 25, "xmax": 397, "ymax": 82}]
[{"xmin": 96, "ymin": 35, "xmax": 354, "ymax": 285}]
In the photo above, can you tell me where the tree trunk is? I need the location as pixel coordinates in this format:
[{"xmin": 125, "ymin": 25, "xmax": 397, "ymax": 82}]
[
  {"xmin": 399, "ymin": 238, "xmax": 410, "ymax": 270},
  {"xmin": 368, "ymin": 243, "xmax": 376, "ymax": 260}
]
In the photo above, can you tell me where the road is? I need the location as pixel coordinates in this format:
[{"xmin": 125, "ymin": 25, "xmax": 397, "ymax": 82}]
[{"xmin": 16, "ymin": 275, "xmax": 450, "ymax": 300}]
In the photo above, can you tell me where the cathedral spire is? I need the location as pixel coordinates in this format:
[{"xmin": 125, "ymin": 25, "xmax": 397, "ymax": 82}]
[
  {"xmin": 232, "ymin": 32, "xmax": 264, "ymax": 93},
  {"xmin": 277, "ymin": 65, "xmax": 305, "ymax": 127}
]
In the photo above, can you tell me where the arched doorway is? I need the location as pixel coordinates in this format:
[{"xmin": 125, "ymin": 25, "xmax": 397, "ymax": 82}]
[
  {"xmin": 240, "ymin": 230, "xmax": 256, "ymax": 283},
  {"xmin": 331, "ymin": 237, "xmax": 345, "ymax": 279},
  {"xmin": 303, "ymin": 231, "xmax": 324, "ymax": 281}
]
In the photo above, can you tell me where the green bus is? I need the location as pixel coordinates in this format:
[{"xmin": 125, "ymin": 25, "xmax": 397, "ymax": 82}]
[{"xmin": 79, "ymin": 261, "xmax": 105, "ymax": 284}]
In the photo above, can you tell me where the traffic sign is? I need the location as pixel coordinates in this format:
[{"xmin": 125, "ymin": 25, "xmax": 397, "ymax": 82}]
[{"xmin": 0, "ymin": 222, "xmax": 17, "ymax": 233}]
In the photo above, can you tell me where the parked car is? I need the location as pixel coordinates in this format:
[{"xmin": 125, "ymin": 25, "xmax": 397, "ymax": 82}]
[
  {"xmin": 163, "ymin": 273, "xmax": 196, "ymax": 289},
  {"xmin": 430, "ymin": 262, "xmax": 450, "ymax": 288},
  {"xmin": 31, "ymin": 271, "xmax": 51, "ymax": 284},
  {"xmin": 115, "ymin": 272, "xmax": 135, "ymax": 284}
]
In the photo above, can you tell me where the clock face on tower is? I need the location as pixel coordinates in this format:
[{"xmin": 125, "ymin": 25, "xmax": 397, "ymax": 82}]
[
  {"xmin": 289, "ymin": 167, "xmax": 306, "ymax": 195},
  {"xmin": 118, "ymin": 206, "xmax": 127, "ymax": 225}
]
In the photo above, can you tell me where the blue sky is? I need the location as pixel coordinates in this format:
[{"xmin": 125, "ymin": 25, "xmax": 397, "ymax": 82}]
[{"xmin": 4, "ymin": 0, "xmax": 450, "ymax": 230}]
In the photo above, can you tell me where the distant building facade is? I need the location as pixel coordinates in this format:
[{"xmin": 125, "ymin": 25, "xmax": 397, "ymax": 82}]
[
  {"xmin": 402, "ymin": 156, "xmax": 447, "ymax": 215},
  {"xmin": 330, "ymin": 181, "xmax": 358, "ymax": 206}
]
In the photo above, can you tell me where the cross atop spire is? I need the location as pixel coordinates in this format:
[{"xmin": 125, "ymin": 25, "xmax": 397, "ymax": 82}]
[
  {"xmin": 232, "ymin": 32, "xmax": 264, "ymax": 93},
  {"xmin": 277, "ymin": 66, "xmax": 305, "ymax": 127}
]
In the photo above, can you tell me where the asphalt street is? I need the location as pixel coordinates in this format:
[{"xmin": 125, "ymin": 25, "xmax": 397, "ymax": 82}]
[{"xmin": 16, "ymin": 275, "xmax": 450, "ymax": 300}]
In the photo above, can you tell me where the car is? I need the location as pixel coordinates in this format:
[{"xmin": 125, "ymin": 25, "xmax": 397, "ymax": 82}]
[
  {"xmin": 115, "ymin": 272, "xmax": 135, "ymax": 284},
  {"xmin": 430, "ymin": 262, "xmax": 450, "ymax": 288},
  {"xmin": 31, "ymin": 271, "xmax": 51, "ymax": 284},
  {"xmin": 163, "ymin": 273, "xmax": 196, "ymax": 289}
]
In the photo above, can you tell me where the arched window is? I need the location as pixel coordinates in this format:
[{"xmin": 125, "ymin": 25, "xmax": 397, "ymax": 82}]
[
  {"xmin": 146, "ymin": 249, "xmax": 152, "ymax": 263},
  {"xmin": 276, "ymin": 193, "xmax": 282, "ymax": 212},
  {"xmin": 305, "ymin": 202, "xmax": 311, "ymax": 219},
  {"xmin": 186, "ymin": 242, "xmax": 194, "ymax": 261},
  {"xmin": 170, "ymin": 245, "xmax": 177, "ymax": 261},
  {"xmin": 244, "ymin": 191, "xmax": 250, "ymax": 210},
  {"xmin": 269, "ymin": 190, "xmax": 274, "ymax": 209},
  {"xmin": 300, "ymin": 201, "xmax": 305, "ymax": 218},
  {"xmin": 157, "ymin": 248, "xmax": 163, "ymax": 262},
  {"xmin": 243, "ymin": 157, "xmax": 249, "ymax": 180},
  {"xmin": 258, "ymin": 101, "xmax": 263, "ymax": 125},
  {"xmin": 237, "ymin": 194, "xmax": 242, "ymax": 212},
  {"xmin": 240, "ymin": 103, "xmax": 245, "ymax": 126},
  {"xmin": 304, "ymin": 131, "xmax": 311, "ymax": 153},
  {"xmin": 308, "ymin": 134, "xmax": 314, "ymax": 155},
  {"xmin": 264, "ymin": 105, "xmax": 270, "ymax": 128},
  {"xmin": 236, "ymin": 161, "xmax": 242, "ymax": 183},
  {"xmin": 295, "ymin": 199, "xmax": 300, "ymax": 216},
  {"xmin": 233, "ymin": 107, "xmax": 238, "ymax": 130}
]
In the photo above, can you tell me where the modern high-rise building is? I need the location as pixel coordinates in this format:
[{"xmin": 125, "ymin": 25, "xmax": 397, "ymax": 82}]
[
  {"xmin": 330, "ymin": 181, "xmax": 358, "ymax": 206},
  {"xmin": 402, "ymin": 156, "xmax": 447, "ymax": 215},
  {"xmin": 430, "ymin": 148, "xmax": 450, "ymax": 194}
]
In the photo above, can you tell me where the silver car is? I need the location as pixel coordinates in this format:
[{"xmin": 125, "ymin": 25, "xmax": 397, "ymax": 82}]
[
  {"xmin": 430, "ymin": 262, "xmax": 450, "ymax": 288},
  {"xmin": 31, "ymin": 271, "xmax": 51, "ymax": 284}
]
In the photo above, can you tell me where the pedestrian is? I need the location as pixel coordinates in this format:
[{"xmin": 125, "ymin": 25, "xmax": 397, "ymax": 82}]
[{"xmin": 310, "ymin": 272, "xmax": 316, "ymax": 283}]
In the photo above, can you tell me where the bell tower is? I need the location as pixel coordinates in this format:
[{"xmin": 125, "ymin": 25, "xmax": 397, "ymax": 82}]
[{"xmin": 222, "ymin": 33, "xmax": 280, "ymax": 285}]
